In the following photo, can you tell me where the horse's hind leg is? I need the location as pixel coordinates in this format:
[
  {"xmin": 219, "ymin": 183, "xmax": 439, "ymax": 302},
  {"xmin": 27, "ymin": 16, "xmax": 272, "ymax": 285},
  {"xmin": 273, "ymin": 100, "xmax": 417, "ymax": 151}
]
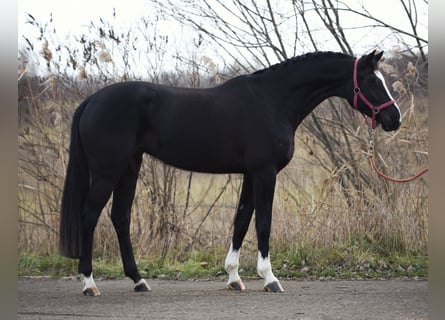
[
  {"xmin": 225, "ymin": 175, "xmax": 254, "ymax": 291},
  {"xmin": 110, "ymin": 153, "xmax": 151, "ymax": 292},
  {"xmin": 78, "ymin": 177, "xmax": 115, "ymax": 296}
]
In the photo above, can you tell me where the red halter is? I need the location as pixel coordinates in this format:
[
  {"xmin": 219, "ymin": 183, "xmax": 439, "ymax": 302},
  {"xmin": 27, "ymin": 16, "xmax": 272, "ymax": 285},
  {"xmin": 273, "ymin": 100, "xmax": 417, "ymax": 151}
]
[{"xmin": 353, "ymin": 58, "xmax": 395, "ymax": 129}]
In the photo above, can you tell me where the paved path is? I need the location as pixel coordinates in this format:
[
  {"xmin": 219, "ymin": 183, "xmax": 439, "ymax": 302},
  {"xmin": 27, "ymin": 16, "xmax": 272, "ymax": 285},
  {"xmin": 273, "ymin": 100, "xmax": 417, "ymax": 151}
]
[{"xmin": 18, "ymin": 278, "xmax": 427, "ymax": 319}]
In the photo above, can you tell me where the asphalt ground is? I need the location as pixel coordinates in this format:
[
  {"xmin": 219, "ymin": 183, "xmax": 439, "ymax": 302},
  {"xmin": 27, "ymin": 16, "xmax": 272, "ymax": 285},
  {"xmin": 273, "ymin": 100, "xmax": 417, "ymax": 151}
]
[{"xmin": 18, "ymin": 277, "xmax": 427, "ymax": 320}]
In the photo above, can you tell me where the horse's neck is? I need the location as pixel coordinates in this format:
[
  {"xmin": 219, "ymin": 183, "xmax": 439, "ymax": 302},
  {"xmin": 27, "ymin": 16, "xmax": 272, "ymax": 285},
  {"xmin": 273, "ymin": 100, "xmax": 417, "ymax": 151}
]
[{"xmin": 269, "ymin": 58, "xmax": 353, "ymax": 127}]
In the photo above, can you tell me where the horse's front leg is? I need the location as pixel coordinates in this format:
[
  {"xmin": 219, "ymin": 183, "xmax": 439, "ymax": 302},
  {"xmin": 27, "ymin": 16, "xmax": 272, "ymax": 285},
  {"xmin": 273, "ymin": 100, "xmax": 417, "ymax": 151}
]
[{"xmin": 252, "ymin": 167, "xmax": 284, "ymax": 292}]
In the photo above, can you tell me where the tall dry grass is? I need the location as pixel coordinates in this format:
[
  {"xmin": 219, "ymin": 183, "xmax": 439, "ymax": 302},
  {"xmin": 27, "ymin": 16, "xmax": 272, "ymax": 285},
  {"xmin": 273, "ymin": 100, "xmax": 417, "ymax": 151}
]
[
  {"xmin": 17, "ymin": 75, "xmax": 428, "ymax": 262},
  {"xmin": 18, "ymin": 14, "xmax": 428, "ymax": 264}
]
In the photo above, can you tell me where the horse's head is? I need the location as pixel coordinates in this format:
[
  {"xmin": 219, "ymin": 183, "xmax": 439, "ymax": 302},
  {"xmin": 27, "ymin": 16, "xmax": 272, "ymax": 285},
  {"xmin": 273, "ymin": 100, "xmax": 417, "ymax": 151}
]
[{"xmin": 350, "ymin": 51, "xmax": 401, "ymax": 131}]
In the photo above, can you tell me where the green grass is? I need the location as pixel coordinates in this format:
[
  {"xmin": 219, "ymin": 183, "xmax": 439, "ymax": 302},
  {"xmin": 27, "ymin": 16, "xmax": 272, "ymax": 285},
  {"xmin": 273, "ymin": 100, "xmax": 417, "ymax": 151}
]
[
  {"xmin": 272, "ymin": 244, "xmax": 427, "ymax": 279},
  {"xmin": 19, "ymin": 240, "xmax": 427, "ymax": 280}
]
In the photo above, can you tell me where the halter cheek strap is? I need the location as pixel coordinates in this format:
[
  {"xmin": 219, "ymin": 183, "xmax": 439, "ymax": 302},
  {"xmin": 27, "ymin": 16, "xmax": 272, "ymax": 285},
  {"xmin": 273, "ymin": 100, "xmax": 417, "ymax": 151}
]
[{"xmin": 353, "ymin": 58, "xmax": 395, "ymax": 129}]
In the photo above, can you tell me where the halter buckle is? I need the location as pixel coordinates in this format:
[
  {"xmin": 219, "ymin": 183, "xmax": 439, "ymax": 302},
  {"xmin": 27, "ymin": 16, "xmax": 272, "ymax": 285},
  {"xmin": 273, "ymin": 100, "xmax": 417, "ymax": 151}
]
[{"xmin": 373, "ymin": 107, "xmax": 380, "ymax": 115}]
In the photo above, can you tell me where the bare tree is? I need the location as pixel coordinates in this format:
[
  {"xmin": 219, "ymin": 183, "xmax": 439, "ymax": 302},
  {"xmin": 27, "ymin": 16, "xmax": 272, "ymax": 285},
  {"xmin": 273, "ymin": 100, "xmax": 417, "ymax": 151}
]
[
  {"xmin": 152, "ymin": 0, "xmax": 427, "ymax": 67},
  {"xmin": 152, "ymin": 0, "xmax": 301, "ymax": 72}
]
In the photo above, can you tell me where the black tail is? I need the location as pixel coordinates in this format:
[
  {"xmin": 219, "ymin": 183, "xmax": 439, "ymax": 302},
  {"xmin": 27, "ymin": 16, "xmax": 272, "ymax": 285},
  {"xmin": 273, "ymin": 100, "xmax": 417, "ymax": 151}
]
[{"xmin": 59, "ymin": 99, "xmax": 90, "ymax": 258}]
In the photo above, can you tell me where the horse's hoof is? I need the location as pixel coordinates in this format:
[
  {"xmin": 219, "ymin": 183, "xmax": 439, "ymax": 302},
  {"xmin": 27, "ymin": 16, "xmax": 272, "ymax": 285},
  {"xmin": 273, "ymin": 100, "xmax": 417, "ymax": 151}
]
[
  {"xmin": 227, "ymin": 280, "xmax": 246, "ymax": 291},
  {"xmin": 83, "ymin": 287, "xmax": 101, "ymax": 297},
  {"xmin": 264, "ymin": 281, "xmax": 284, "ymax": 292},
  {"xmin": 134, "ymin": 279, "xmax": 151, "ymax": 292}
]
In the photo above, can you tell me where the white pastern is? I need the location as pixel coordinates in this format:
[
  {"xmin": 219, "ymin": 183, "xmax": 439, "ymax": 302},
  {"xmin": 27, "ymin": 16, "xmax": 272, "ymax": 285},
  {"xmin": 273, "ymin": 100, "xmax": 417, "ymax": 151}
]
[
  {"xmin": 82, "ymin": 273, "xmax": 101, "ymax": 296},
  {"xmin": 224, "ymin": 243, "xmax": 244, "ymax": 289},
  {"xmin": 375, "ymin": 70, "xmax": 402, "ymax": 123},
  {"xmin": 257, "ymin": 252, "xmax": 282, "ymax": 289},
  {"xmin": 135, "ymin": 279, "xmax": 152, "ymax": 291}
]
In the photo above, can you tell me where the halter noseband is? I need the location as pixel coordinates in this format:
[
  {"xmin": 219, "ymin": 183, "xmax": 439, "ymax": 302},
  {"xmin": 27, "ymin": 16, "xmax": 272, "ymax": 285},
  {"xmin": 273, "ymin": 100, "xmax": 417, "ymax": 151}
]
[{"xmin": 353, "ymin": 58, "xmax": 395, "ymax": 129}]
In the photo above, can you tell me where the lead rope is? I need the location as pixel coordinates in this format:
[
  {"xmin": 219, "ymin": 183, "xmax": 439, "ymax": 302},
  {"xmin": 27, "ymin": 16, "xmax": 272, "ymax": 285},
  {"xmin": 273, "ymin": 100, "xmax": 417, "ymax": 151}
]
[{"xmin": 367, "ymin": 127, "xmax": 428, "ymax": 183}]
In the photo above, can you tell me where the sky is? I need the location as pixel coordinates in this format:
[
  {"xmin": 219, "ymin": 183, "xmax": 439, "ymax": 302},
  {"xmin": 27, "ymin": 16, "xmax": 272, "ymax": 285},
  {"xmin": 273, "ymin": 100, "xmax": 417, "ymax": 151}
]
[
  {"xmin": 18, "ymin": 0, "xmax": 428, "ymax": 77},
  {"xmin": 18, "ymin": 0, "xmax": 147, "ymax": 35}
]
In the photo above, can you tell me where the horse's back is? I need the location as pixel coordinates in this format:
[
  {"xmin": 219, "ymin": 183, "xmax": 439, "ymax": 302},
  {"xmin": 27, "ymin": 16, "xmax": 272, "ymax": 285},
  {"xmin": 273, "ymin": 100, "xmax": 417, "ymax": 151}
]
[
  {"xmin": 76, "ymin": 80, "xmax": 292, "ymax": 175},
  {"xmin": 76, "ymin": 81, "xmax": 245, "ymax": 173}
]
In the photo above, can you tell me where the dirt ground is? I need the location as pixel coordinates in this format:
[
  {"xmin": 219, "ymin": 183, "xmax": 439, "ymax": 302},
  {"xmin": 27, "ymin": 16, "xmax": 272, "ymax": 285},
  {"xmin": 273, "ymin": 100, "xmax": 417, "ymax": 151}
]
[{"xmin": 18, "ymin": 277, "xmax": 427, "ymax": 320}]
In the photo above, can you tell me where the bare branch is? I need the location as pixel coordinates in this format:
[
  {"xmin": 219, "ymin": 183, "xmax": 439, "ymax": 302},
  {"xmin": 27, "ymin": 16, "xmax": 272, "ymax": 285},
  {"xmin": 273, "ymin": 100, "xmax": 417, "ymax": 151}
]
[
  {"xmin": 335, "ymin": 1, "xmax": 428, "ymax": 44},
  {"xmin": 266, "ymin": 0, "xmax": 288, "ymax": 59},
  {"xmin": 399, "ymin": 0, "xmax": 427, "ymax": 62}
]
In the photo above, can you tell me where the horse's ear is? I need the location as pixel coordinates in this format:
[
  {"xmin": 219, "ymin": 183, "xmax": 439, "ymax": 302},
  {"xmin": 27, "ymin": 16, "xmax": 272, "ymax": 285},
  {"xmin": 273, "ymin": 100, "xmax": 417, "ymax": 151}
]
[
  {"xmin": 373, "ymin": 51, "xmax": 384, "ymax": 67},
  {"xmin": 360, "ymin": 50, "xmax": 383, "ymax": 69},
  {"xmin": 368, "ymin": 50, "xmax": 377, "ymax": 57}
]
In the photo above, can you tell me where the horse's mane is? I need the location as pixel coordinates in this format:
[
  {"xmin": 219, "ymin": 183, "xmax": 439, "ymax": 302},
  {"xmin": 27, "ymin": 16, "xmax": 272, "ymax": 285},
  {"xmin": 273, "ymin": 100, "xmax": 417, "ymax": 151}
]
[{"xmin": 252, "ymin": 51, "xmax": 352, "ymax": 76}]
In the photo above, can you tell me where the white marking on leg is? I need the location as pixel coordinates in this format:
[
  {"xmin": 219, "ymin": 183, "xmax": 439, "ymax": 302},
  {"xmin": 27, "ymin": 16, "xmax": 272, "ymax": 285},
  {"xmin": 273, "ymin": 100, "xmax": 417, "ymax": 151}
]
[
  {"xmin": 257, "ymin": 251, "xmax": 283, "ymax": 291},
  {"xmin": 135, "ymin": 279, "xmax": 151, "ymax": 292},
  {"xmin": 82, "ymin": 273, "xmax": 101, "ymax": 296},
  {"xmin": 257, "ymin": 252, "xmax": 277, "ymax": 283},
  {"xmin": 224, "ymin": 243, "xmax": 245, "ymax": 290}
]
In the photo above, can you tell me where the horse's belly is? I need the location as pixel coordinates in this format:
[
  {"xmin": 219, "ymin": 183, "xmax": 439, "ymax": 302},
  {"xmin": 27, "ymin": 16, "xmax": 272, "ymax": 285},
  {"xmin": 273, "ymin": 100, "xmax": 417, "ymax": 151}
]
[{"xmin": 155, "ymin": 146, "xmax": 244, "ymax": 174}]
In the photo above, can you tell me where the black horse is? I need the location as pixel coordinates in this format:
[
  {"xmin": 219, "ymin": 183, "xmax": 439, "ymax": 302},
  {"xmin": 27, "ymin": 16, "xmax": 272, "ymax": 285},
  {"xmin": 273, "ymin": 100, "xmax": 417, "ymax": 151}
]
[{"xmin": 59, "ymin": 51, "xmax": 401, "ymax": 295}]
